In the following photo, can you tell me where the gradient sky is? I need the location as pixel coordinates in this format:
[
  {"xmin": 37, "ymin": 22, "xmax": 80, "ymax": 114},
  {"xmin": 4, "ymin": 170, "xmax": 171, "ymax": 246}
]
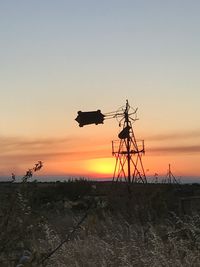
[{"xmin": 1, "ymin": 1, "xmax": 200, "ymax": 181}]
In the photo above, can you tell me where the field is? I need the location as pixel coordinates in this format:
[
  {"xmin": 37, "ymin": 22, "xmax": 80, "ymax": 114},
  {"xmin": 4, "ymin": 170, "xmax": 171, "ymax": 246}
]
[{"xmin": 1, "ymin": 180, "xmax": 200, "ymax": 266}]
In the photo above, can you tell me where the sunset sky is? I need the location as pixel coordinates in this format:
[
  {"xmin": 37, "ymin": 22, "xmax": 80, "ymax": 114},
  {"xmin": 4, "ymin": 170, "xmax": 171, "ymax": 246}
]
[{"xmin": 1, "ymin": 1, "xmax": 200, "ymax": 181}]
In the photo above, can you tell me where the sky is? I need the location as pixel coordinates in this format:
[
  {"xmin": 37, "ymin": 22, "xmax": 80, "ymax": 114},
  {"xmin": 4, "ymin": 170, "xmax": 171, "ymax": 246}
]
[{"xmin": 1, "ymin": 0, "xmax": 200, "ymax": 181}]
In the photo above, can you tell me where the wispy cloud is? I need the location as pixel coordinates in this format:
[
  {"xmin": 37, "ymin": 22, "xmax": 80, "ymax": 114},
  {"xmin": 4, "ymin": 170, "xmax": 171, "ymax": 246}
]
[
  {"xmin": 0, "ymin": 135, "xmax": 110, "ymax": 175},
  {"xmin": 0, "ymin": 136, "xmax": 72, "ymax": 153},
  {"xmin": 0, "ymin": 150, "xmax": 109, "ymax": 162},
  {"xmin": 145, "ymin": 130, "xmax": 200, "ymax": 154},
  {"xmin": 1, "ymin": 134, "xmax": 200, "ymax": 176},
  {"xmin": 0, "ymin": 135, "xmax": 108, "ymax": 154},
  {"xmin": 149, "ymin": 145, "xmax": 200, "ymax": 154},
  {"xmin": 145, "ymin": 129, "xmax": 200, "ymax": 142}
]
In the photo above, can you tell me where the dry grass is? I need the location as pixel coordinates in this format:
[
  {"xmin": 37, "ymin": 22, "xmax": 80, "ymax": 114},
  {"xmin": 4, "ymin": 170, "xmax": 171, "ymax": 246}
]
[{"xmin": 1, "ymin": 181, "xmax": 200, "ymax": 266}]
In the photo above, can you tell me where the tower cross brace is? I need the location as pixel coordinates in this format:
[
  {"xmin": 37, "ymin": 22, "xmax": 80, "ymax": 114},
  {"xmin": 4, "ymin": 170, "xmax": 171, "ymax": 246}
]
[{"xmin": 112, "ymin": 100, "xmax": 147, "ymax": 184}]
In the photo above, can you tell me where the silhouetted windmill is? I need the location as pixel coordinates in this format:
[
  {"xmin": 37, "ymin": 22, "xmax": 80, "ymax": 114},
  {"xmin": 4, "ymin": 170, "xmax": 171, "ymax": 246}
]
[{"xmin": 75, "ymin": 100, "xmax": 147, "ymax": 184}]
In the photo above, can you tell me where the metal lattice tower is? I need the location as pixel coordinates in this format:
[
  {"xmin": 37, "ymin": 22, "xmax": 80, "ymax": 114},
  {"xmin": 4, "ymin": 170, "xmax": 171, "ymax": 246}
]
[
  {"xmin": 112, "ymin": 100, "xmax": 147, "ymax": 184},
  {"xmin": 75, "ymin": 100, "xmax": 147, "ymax": 184},
  {"xmin": 163, "ymin": 164, "xmax": 179, "ymax": 184}
]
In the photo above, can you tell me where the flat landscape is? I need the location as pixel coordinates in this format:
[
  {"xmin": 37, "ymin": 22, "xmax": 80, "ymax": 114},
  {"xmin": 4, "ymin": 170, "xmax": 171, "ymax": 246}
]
[
  {"xmin": 1, "ymin": 180, "xmax": 200, "ymax": 266},
  {"xmin": 1, "ymin": 1, "xmax": 200, "ymax": 266}
]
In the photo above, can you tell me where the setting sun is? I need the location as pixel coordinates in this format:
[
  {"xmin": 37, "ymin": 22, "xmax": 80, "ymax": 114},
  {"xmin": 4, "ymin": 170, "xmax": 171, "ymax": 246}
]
[{"xmin": 86, "ymin": 157, "xmax": 116, "ymax": 177}]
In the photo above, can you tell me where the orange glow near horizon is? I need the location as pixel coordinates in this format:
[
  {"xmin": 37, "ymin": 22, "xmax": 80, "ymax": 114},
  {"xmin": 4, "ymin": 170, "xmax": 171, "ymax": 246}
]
[
  {"xmin": 23, "ymin": 154, "xmax": 200, "ymax": 179},
  {"xmin": 32, "ymin": 157, "xmax": 116, "ymax": 179},
  {"xmin": 86, "ymin": 157, "xmax": 116, "ymax": 177}
]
